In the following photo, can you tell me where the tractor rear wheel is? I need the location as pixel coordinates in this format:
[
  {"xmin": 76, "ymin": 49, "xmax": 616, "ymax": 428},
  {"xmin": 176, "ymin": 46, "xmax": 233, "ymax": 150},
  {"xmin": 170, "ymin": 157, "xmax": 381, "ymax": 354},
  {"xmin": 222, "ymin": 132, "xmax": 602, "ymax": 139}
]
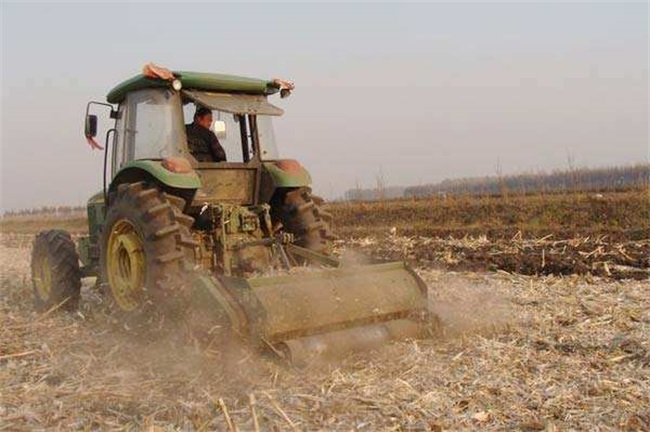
[
  {"xmin": 31, "ymin": 229, "xmax": 81, "ymax": 312},
  {"xmin": 99, "ymin": 182, "xmax": 196, "ymax": 318},
  {"xmin": 275, "ymin": 187, "xmax": 334, "ymax": 255}
]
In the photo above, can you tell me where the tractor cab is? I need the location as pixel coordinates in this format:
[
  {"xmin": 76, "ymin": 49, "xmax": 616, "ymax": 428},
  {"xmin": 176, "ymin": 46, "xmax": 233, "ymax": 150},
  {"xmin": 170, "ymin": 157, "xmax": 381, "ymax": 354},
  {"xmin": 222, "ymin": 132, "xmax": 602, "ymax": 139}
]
[
  {"xmin": 85, "ymin": 71, "xmax": 309, "ymax": 213},
  {"xmin": 106, "ymin": 87, "xmax": 283, "ymax": 171},
  {"xmin": 181, "ymin": 90, "xmax": 282, "ymax": 163}
]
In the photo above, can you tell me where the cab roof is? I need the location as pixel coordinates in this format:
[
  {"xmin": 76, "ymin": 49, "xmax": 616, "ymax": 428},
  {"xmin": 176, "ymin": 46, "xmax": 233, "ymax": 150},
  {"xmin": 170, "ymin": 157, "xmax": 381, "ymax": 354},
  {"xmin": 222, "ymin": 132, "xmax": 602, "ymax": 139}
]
[{"xmin": 106, "ymin": 70, "xmax": 280, "ymax": 104}]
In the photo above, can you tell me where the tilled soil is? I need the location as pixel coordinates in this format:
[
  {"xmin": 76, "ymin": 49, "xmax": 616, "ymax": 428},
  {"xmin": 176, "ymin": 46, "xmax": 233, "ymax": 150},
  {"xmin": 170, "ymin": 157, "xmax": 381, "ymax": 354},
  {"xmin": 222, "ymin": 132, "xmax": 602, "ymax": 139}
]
[
  {"xmin": 344, "ymin": 234, "xmax": 649, "ymax": 281},
  {"xmin": 1, "ymin": 233, "xmax": 649, "ymax": 431}
]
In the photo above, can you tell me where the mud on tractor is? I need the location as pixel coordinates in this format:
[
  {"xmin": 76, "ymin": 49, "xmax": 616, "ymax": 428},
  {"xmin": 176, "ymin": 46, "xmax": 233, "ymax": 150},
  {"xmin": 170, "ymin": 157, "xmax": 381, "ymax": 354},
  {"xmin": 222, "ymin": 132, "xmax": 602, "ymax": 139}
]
[{"xmin": 30, "ymin": 66, "xmax": 436, "ymax": 365}]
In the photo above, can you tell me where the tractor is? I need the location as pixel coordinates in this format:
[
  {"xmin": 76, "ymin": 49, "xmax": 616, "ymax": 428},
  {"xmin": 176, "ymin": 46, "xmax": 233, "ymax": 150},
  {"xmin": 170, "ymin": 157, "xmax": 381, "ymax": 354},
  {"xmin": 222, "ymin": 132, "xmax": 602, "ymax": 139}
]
[{"xmin": 30, "ymin": 66, "xmax": 435, "ymax": 365}]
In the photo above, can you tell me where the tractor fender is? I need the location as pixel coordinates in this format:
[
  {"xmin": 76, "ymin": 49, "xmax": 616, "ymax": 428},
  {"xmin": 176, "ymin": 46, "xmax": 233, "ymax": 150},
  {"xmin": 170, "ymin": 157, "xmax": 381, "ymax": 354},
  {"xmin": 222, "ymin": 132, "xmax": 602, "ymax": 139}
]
[
  {"xmin": 260, "ymin": 160, "xmax": 312, "ymax": 203},
  {"xmin": 110, "ymin": 160, "xmax": 202, "ymax": 193}
]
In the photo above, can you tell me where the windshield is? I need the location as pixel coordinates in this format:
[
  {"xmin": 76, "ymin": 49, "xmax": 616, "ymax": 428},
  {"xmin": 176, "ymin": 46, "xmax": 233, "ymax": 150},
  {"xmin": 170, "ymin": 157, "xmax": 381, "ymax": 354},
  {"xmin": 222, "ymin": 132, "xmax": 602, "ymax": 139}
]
[
  {"xmin": 215, "ymin": 111, "xmax": 244, "ymax": 162},
  {"xmin": 125, "ymin": 89, "xmax": 186, "ymax": 160},
  {"xmin": 257, "ymin": 115, "xmax": 279, "ymax": 160}
]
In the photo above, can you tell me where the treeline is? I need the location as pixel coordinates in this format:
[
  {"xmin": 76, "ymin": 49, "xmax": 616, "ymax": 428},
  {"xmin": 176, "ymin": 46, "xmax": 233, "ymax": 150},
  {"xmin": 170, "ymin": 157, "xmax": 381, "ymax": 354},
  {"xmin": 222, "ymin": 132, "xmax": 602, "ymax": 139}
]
[
  {"xmin": 343, "ymin": 186, "xmax": 406, "ymax": 202},
  {"xmin": 342, "ymin": 164, "xmax": 649, "ymax": 201},
  {"xmin": 3, "ymin": 206, "xmax": 85, "ymax": 218}
]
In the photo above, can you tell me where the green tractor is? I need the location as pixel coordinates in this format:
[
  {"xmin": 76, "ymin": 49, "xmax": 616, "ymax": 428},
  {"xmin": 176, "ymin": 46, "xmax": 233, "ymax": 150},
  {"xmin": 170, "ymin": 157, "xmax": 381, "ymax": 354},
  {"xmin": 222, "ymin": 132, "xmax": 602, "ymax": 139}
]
[{"xmin": 30, "ymin": 67, "xmax": 434, "ymax": 365}]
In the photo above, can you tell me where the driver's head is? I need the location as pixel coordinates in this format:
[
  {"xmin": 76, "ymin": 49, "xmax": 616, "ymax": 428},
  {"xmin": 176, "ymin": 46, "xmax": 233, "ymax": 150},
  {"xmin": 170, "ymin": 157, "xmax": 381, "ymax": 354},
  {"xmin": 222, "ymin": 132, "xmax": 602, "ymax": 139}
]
[{"xmin": 194, "ymin": 107, "xmax": 213, "ymax": 130}]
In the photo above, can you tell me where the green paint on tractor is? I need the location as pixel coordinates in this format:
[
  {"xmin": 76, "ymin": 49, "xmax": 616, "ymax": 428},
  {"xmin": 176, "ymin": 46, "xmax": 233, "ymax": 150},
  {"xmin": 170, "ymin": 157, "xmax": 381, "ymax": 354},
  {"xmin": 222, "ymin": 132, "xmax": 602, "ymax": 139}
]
[
  {"xmin": 263, "ymin": 160, "xmax": 312, "ymax": 188},
  {"xmin": 107, "ymin": 71, "xmax": 281, "ymax": 104},
  {"xmin": 111, "ymin": 160, "xmax": 202, "ymax": 191}
]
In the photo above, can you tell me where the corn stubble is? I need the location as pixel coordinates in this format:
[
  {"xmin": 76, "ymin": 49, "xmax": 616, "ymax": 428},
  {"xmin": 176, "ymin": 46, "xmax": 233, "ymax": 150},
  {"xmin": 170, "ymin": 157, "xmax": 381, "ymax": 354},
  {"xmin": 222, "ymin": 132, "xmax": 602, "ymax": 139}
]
[{"xmin": 1, "ymin": 189, "xmax": 649, "ymax": 431}]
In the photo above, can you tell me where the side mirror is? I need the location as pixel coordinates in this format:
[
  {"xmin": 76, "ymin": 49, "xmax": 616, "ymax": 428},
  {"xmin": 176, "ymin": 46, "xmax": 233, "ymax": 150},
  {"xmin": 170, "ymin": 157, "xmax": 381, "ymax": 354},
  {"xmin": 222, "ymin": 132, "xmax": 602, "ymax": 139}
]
[
  {"xmin": 212, "ymin": 120, "xmax": 227, "ymax": 140},
  {"xmin": 85, "ymin": 114, "xmax": 98, "ymax": 138}
]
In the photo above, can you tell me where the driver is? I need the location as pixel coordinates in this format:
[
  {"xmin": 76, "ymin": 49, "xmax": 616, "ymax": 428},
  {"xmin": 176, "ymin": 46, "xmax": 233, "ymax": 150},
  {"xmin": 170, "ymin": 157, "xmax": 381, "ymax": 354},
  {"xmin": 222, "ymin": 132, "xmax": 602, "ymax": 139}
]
[{"xmin": 185, "ymin": 106, "xmax": 227, "ymax": 162}]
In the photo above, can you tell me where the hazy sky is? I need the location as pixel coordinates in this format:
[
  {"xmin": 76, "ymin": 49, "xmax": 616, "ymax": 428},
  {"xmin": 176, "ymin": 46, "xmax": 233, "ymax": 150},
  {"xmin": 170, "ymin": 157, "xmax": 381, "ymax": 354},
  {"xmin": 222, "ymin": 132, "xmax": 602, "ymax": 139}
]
[{"xmin": 1, "ymin": 2, "xmax": 648, "ymax": 211}]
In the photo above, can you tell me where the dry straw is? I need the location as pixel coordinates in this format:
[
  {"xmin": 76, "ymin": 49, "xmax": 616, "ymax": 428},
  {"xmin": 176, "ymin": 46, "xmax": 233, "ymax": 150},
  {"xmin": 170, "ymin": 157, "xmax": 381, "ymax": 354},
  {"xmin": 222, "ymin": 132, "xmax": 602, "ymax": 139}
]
[{"xmin": 1, "ymin": 232, "xmax": 648, "ymax": 430}]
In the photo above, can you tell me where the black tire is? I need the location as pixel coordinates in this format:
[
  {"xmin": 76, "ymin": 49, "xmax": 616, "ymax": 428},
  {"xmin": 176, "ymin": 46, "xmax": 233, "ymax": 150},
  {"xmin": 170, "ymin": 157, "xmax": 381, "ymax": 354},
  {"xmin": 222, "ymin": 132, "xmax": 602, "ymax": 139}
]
[
  {"xmin": 274, "ymin": 187, "xmax": 334, "ymax": 255},
  {"xmin": 31, "ymin": 230, "xmax": 81, "ymax": 312},
  {"xmin": 99, "ymin": 182, "xmax": 197, "ymax": 319}
]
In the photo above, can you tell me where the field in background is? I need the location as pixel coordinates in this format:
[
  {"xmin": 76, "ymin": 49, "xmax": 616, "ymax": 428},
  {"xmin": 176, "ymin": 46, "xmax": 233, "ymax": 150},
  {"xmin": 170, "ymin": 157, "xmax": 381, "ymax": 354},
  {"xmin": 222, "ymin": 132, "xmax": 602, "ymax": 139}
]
[
  {"xmin": 2, "ymin": 188, "xmax": 648, "ymax": 280},
  {"xmin": 343, "ymin": 163, "xmax": 649, "ymax": 201},
  {"xmin": 328, "ymin": 188, "xmax": 650, "ymax": 280},
  {"xmin": 0, "ymin": 211, "xmax": 87, "ymax": 235},
  {"xmin": 330, "ymin": 188, "xmax": 649, "ymax": 240},
  {"xmin": 3, "ymin": 188, "xmax": 648, "ymax": 239}
]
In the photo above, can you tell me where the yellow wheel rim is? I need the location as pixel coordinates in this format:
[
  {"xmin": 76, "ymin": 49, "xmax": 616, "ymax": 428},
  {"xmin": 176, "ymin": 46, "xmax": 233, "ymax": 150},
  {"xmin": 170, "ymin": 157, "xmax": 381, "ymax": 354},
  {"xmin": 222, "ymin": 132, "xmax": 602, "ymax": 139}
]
[
  {"xmin": 106, "ymin": 219, "xmax": 146, "ymax": 311},
  {"xmin": 34, "ymin": 255, "xmax": 52, "ymax": 300}
]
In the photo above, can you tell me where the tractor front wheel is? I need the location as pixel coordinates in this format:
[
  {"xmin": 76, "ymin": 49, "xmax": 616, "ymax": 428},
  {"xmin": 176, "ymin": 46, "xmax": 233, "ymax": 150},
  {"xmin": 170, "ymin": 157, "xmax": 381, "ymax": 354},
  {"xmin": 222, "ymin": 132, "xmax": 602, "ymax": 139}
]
[{"xmin": 31, "ymin": 230, "xmax": 81, "ymax": 312}]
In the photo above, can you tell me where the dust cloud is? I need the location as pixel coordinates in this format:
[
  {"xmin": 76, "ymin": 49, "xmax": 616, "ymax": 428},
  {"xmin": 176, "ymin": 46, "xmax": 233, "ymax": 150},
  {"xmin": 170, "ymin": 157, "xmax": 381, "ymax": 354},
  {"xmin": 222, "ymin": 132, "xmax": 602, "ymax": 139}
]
[{"xmin": 423, "ymin": 270, "xmax": 514, "ymax": 338}]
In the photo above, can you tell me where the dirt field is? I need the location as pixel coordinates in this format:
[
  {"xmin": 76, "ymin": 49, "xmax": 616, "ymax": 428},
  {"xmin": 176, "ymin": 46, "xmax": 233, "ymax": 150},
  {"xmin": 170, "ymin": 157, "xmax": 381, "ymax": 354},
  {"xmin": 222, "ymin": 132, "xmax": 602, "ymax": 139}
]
[
  {"xmin": 329, "ymin": 189, "xmax": 649, "ymax": 241},
  {"xmin": 1, "ymin": 229, "xmax": 648, "ymax": 431}
]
